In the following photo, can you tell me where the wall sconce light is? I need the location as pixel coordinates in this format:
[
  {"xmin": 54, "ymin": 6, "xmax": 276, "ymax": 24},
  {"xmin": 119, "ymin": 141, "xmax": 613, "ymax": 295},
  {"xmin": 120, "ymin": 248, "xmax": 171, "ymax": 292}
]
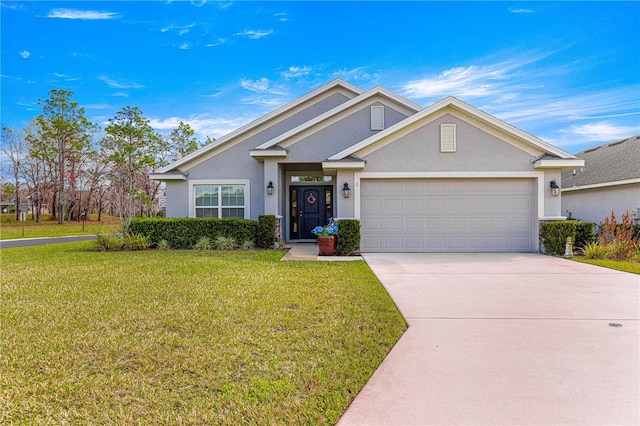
[
  {"xmin": 550, "ymin": 180, "xmax": 560, "ymax": 197},
  {"xmin": 342, "ymin": 182, "xmax": 351, "ymax": 199},
  {"xmin": 267, "ymin": 181, "xmax": 274, "ymax": 195}
]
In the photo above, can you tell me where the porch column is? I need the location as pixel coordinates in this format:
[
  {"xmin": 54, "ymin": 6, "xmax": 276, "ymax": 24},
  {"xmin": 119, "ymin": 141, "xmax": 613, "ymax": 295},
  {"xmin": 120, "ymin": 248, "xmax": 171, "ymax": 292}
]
[{"xmin": 264, "ymin": 159, "xmax": 280, "ymax": 216}]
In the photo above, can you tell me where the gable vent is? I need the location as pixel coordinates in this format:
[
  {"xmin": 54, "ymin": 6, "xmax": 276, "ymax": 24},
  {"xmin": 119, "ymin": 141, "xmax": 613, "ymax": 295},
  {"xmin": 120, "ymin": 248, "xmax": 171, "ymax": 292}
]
[
  {"xmin": 371, "ymin": 105, "xmax": 384, "ymax": 131},
  {"xmin": 440, "ymin": 124, "xmax": 456, "ymax": 152}
]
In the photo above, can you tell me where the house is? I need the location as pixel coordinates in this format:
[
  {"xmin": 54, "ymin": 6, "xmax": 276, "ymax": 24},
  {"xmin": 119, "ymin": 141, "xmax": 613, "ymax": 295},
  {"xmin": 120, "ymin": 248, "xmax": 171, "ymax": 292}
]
[
  {"xmin": 561, "ymin": 135, "xmax": 640, "ymax": 225},
  {"xmin": 151, "ymin": 79, "xmax": 584, "ymax": 252}
]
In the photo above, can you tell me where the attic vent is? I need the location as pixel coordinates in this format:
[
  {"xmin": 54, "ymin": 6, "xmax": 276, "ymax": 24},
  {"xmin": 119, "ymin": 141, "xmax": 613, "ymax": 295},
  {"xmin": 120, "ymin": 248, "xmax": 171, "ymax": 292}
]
[
  {"xmin": 607, "ymin": 140, "xmax": 624, "ymax": 147},
  {"xmin": 440, "ymin": 124, "xmax": 456, "ymax": 153},
  {"xmin": 584, "ymin": 146, "xmax": 600, "ymax": 153},
  {"xmin": 371, "ymin": 106, "xmax": 384, "ymax": 131}
]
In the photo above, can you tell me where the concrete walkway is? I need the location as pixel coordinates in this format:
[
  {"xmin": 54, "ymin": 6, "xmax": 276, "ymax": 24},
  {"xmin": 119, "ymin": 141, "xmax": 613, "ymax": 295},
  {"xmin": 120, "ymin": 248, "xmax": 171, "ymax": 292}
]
[
  {"xmin": 281, "ymin": 243, "xmax": 363, "ymax": 261},
  {"xmin": 338, "ymin": 253, "xmax": 639, "ymax": 426}
]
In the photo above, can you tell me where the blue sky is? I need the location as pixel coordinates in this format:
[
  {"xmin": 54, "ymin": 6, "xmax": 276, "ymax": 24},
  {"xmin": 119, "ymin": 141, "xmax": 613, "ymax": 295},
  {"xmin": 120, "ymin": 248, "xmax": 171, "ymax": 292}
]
[{"xmin": 2, "ymin": 1, "xmax": 639, "ymax": 154}]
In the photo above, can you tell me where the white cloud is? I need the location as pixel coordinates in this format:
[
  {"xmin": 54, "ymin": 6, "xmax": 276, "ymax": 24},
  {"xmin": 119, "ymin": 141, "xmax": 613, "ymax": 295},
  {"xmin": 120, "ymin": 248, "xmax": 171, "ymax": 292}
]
[
  {"xmin": 206, "ymin": 38, "xmax": 226, "ymax": 47},
  {"xmin": 100, "ymin": 76, "xmax": 144, "ymax": 89},
  {"xmin": 508, "ymin": 7, "xmax": 535, "ymax": 14},
  {"xmin": 111, "ymin": 92, "xmax": 129, "ymax": 98},
  {"xmin": 559, "ymin": 122, "xmax": 640, "ymax": 144},
  {"xmin": 241, "ymin": 77, "xmax": 271, "ymax": 92},
  {"xmin": 281, "ymin": 66, "xmax": 312, "ymax": 79},
  {"xmin": 149, "ymin": 114, "xmax": 257, "ymax": 140},
  {"xmin": 161, "ymin": 22, "xmax": 196, "ymax": 34},
  {"xmin": 275, "ymin": 12, "xmax": 289, "ymax": 22},
  {"xmin": 19, "ymin": 50, "xmax": 30, "ymax": 59},
  {"xmin": 179, "ymin": 43, "xmax": 190, "ymax": 50},
  {"xmin": 235, "ymin": 29, "xmax": 273, "ymax": 39},
  {"xmin": 47, "ymin": 8, "xmax": 118, "ymax": 20},
  {"xmin": 331, "ymin": 66, "xmax": 378, "ymax": 82}
]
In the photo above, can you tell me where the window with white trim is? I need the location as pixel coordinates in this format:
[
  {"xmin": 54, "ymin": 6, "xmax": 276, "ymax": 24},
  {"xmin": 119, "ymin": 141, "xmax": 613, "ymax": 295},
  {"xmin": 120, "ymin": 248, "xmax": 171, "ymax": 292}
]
[
  {"xmin": 440, "ymin": 124, "xmax": 456, "ymax": 152},
  {"xmin": 194, "ymin": 184, "xmax": 245, "ymax": 218}
]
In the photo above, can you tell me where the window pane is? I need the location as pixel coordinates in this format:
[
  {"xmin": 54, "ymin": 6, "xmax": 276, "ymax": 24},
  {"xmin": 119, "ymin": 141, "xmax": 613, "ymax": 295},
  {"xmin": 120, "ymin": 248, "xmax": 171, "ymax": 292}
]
[
  {"xmin": 195, "ymin": 186, "xmax": 218, "ymax": 207},
  {"xmin": 221, "ymin": 208, "xmax": 244, "ymax": 218},
  {"xmin": 196, "ymin": 207, "xmax": 218, "ymax": 218},
  {"xmin": 221, "ymin": 185, "xmax": 244, "ymax": 206}
]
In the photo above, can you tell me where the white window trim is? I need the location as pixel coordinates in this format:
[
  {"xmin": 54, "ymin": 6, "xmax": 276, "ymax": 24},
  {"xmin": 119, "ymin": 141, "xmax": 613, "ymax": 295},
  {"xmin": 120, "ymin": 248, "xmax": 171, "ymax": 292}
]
[
  {"xmin": 440, "ymin": 123, "xmax": 456, "ymax": 152},
  {"xmin": 188, "ymin": 179, "xmax": 250, "ymax": 219},
  {"xmin": 371, "ymin": 105, "xmax": 385, "ymax": 131}
]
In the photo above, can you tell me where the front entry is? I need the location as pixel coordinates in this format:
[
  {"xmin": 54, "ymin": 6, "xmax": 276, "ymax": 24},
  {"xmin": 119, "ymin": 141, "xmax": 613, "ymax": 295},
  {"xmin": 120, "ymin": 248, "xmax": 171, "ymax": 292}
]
[{"xmin": 289, "ymin": 186, "xmax": 333, "ymax": 240}]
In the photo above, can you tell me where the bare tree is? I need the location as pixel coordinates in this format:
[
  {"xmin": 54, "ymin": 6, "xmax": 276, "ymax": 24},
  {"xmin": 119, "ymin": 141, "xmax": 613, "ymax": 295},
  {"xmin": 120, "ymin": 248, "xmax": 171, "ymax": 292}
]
[{"xmin": 1, "ymin": 127, "xmax": 26, "ymax": 220}]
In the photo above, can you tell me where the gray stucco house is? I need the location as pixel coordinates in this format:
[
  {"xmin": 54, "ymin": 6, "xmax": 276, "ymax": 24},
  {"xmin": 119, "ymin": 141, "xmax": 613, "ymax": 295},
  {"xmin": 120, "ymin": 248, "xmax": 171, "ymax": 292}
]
[
  {"xmin": 151, "ymin": 79, "xmax": 584, "ymax": 252},
  {"xmin": 561, "ymin": 135, "xmax": 640, "ymax": 225}
]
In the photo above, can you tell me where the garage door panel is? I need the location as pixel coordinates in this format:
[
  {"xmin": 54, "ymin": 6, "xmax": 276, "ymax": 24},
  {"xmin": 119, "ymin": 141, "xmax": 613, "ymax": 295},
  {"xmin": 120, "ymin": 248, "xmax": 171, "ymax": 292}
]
[{"xmin": 360, "ymin": 179, "xmax": 535, "ymax": 252}]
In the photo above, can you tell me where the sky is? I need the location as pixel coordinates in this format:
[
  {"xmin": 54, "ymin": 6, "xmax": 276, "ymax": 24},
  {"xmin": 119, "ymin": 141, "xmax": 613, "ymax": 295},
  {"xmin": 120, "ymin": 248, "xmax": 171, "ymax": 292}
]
[{"xmin": 1, "ymin": 0, "xmax": 639, "ymax": 155}]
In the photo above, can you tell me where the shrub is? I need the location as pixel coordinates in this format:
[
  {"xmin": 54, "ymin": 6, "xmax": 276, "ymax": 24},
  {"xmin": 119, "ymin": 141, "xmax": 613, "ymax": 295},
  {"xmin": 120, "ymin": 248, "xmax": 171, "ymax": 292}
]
[
  {"xmin": 336, "ymin": 219, "xmax": 361, "ymax": 256},
  {"xmin": 579, "ymin": 242, "xmax": 611, "ymax": 259},
  {"xmin": 241, "ymin": 239, "xmax": 255, "ymax": 250},
  {"xmin": 257, "ymin": 215, "xmax": 276, "ymax": 249},
  {"xmin": 597, "ymin": 211, "xmax": 639, "ymax": 260},
  {"xmin": 213, "ymin": 236, "xmax": 236, "ymax": 250},
  {"xmin": 193, "ymin": 236, "xmax": 212, "ymax": 251},
  {"xmin": 122, "ymin": 233, "xmax": 149, "ymax": 251},
  {"xmin": 95, "ymin": 234, "xmax": 124, "ymax": 252},
  {"xmin": 129, "ymin": 218, "xmax": 258, "ymax": 249},
  {"xmin": 156, "ymin": 239, "xmax": 170, "ymax": 250},
  {"xmin": 540, "ymin": 221, "xmax": 595, "ymax": 256}
]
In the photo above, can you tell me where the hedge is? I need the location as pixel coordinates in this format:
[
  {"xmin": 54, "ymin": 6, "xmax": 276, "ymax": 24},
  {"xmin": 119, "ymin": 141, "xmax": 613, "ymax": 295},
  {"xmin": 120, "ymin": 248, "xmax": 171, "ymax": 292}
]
[
  {"xmin": 539, "ymin": 221, "xmax": 595, "ymax": 256},
  {"xmin": 129, "ymin": 217, "xmax": 258, "ymax": 249},
  {"xmin": 336, "ymin": 219, "xmax": 361, "ymax": 255},
  {"xmin": 257, "ymin": 215, "xmax": 276, "ymax": 248}
]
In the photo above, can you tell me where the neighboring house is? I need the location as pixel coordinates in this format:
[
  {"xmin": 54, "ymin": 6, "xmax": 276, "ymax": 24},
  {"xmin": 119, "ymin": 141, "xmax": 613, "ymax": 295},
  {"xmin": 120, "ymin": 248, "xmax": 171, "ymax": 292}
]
[
  {"xmin": 151, "ymin": 79, "xmax": 583, "ymax": 253},
  {"xmin": 561, "ymin": 135, "xmax": 640, "ymax": 225}
]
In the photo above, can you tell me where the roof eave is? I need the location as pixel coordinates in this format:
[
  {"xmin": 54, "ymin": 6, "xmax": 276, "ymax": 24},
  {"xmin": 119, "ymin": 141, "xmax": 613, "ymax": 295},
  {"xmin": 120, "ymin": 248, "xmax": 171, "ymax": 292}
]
[{"xmin": 533, "ymin": 158, "xmax": 585, "ymax": 169}]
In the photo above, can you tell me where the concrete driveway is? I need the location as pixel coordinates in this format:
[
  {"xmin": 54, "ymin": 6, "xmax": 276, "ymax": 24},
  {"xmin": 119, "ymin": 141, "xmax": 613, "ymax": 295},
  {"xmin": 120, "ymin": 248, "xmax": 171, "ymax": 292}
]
[{"xmin": 338, "ymin": 253, "xmax": 639, "ymax": 426}]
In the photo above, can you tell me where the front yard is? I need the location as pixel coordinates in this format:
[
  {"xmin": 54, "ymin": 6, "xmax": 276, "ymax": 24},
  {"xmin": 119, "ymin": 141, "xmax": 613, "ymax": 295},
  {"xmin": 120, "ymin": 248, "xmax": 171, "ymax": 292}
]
[{"xmin": 0, "ymin": 242, "xmax": 406, "ymax": 424}]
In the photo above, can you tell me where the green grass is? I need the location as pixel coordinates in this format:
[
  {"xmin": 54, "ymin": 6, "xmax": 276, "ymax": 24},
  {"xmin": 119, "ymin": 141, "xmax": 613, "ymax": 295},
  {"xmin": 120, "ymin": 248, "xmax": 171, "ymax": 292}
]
[
  {"xmin": 0, "ymin": 242, "xmax": 406, "ymax": 424},
  {"xmin": 1, "ymin": 215, "xmax": 121, "ymax": 240},
  {"xmin": 573, "ymin": 258, "xmax": 640, "ymax": 274}
]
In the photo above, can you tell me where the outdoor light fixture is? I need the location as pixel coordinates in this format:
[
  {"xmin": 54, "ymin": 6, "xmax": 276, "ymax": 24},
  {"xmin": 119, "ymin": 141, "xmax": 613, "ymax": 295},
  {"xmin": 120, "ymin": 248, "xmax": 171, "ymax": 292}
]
[
  {"xmin": 267, "ymin": 181, "xmax": 274, "ymax": 195},
  {"xmin": 550, "ymin": 180, "xmax": 560, "ymax": 197},
  {"xmin": 342, "ymin": 182, "xmax": 351, "ymax": 199}
]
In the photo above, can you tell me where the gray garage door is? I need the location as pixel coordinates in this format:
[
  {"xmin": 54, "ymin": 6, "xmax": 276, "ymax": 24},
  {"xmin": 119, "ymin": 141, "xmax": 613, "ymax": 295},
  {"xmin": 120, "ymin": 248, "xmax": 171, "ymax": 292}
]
[{"xmin": 360, "ymin": 179, "xmax": 535, "ymax": 252}]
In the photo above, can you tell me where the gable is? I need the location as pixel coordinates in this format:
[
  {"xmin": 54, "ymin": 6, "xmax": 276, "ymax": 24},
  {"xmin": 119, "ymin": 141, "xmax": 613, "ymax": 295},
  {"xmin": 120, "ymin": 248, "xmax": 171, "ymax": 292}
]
[
  {"xmin": 361, "ymin": 113, "xmax": 537, "ymax": 172},
  {"xmin": 155, "ymin": 79, "xmax": 362, "ymax": 174},
  {"xmin": 328, "ymin": 97, "xmax": 579, "ymax": 164}
]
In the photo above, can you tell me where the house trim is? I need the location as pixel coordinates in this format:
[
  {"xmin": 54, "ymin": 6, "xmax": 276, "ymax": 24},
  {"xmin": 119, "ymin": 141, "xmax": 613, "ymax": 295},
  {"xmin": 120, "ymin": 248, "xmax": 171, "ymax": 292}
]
[
  {"xmin": 150, "ymin": 173, "xmax": 186, "ymax": 181},
  {"xmin": 561, "ymin": 178, "xmax": 640, "ymax": 192},
  {"xmin": 533, "ymin": 158, "xmax": 585, "ymax": 169}
]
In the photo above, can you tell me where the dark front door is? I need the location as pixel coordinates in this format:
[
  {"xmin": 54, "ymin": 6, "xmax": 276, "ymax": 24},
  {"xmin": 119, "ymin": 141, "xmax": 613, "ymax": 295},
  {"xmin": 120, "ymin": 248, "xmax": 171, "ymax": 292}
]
[{"xmin": 290, "ymin": 186, "xmax": 333, "ymax": 240}]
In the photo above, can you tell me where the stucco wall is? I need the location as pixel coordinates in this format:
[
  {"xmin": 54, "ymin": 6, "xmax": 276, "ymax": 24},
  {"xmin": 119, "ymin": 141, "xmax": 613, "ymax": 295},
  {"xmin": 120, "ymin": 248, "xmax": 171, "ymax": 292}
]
[
  {"xmin": 561, "ymin": 183, "xmax": 640, "ymax": 224},
  {"xmin": 164, "ymin": 92, "xmax": 353, "ymax": 219},
  {"xmin": 362, "ymin": 114, "xmax": 535, "ymax": 172},
  {"xmin": 285, "ymin": 101, "xmax": 410, "ymax": 163},
  {"xmin": 165, "ymin": 181, "xmax": 189, "ymax": 217}
]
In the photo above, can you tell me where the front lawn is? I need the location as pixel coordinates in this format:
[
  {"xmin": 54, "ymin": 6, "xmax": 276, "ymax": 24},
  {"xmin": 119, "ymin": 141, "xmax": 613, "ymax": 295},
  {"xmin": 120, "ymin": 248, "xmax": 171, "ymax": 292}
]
[
  {"xmin": 0, "ymin": 242, "xmax": 406, "ymax": 424},
  {"xmin": 572, "ymin": 258, "xmax": 640, "ymax": 274}
]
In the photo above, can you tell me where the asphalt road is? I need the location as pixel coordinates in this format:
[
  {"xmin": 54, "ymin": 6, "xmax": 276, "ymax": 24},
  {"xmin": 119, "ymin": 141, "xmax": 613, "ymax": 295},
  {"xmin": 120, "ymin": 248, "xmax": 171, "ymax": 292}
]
[{"xmin": 0, "ymin": 235, "xmax": 97, "ymax": 249}]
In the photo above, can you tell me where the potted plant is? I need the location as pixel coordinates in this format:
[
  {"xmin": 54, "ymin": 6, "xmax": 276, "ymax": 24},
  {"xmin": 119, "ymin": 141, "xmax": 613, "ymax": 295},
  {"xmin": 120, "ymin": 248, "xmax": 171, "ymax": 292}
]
[{"xmin": 312, "ymin": 220, "xmax": 339, "ymax": 256}]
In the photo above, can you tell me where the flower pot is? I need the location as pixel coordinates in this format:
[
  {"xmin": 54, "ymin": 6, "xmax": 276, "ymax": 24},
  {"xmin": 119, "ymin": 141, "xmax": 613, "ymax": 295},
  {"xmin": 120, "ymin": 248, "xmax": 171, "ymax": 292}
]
[{"xmin": 317, "ymin": 235, "xmax": 337, "ymax": 256}]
